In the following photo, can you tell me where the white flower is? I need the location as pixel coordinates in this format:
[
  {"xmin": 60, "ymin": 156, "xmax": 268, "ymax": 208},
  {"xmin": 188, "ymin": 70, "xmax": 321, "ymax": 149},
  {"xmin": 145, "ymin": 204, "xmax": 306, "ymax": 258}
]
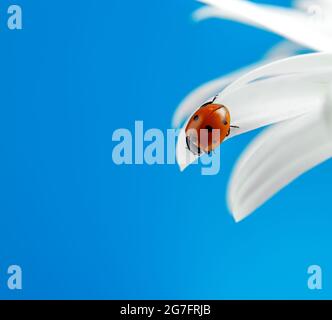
[
  {"xmin": 174, "ymin": 1, "xmax": 332, "ymax": 221},
  {"xmin": 176, "ymin": 52, "xmax": 332, "ymax": 221}
]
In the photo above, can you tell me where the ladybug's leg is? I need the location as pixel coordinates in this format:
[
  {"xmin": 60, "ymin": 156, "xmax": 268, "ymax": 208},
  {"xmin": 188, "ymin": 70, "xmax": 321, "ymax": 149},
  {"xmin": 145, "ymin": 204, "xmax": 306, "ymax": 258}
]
[
  {"xmin": 200, "ymin": 94, "xmax": 220, "ymax": 108},
  {"xmin": 211, "ymin": 94, "xmax": 219, "ymax": 103},
  {"xmin": 227, "ymin": 125, "xmax": 239, "ymax": 137}
]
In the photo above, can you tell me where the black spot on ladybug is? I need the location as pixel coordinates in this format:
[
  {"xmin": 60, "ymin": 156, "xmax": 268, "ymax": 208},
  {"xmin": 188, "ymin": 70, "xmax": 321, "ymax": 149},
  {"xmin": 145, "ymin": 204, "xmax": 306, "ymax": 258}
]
[
  {"xmin": 205, "ymin": 125, "xmax": 213, "ymax": 133},
  {"xmin": 194, "ymin": 115, "xmax": 199, "ymax": 121}
]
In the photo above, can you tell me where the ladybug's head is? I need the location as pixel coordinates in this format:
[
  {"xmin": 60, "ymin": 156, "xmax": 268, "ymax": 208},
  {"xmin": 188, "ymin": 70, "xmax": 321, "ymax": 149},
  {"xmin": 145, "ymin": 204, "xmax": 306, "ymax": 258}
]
[{"xmin": 185, "ymin": 103, "xmax": 231, "ymax": 155}]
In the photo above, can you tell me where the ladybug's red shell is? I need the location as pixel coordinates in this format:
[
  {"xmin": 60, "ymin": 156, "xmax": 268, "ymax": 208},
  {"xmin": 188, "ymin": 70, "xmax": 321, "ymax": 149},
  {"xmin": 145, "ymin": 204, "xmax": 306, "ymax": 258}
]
[{"xmin": 185, "ymin": 103, "xmax": 231, "ymax": 155}]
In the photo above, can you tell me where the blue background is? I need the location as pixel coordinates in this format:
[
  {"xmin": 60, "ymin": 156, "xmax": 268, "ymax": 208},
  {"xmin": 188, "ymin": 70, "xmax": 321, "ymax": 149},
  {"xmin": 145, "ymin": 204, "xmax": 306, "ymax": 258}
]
[{"xmin": 0, "ymin": 0, "xmax": 331, "ymax": 299}]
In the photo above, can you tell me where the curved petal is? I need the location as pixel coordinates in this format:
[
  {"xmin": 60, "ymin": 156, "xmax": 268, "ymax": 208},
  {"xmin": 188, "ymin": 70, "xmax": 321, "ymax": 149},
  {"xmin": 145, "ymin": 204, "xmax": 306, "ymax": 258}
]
[
  {"xmin": 221, "ymin": 53, "xmax": 332, "ymax": 99},
  {"xmin": 194, "ymin": 3, "xmax": 289, "ymax": 28},
  {"xmin": 172, "ymin": 41, "xmax": 305, "ymax": 128},
  {"xmin": 228, "ymin": 106, "xmax": 332, "ymax": 222},
  {"xmin": 195, "ymin": 1, "xmax": 332, "ymax": 26},
  {"xmin": 193, "ymin": 5, "xmax": 256, "ymax": 25},
  {"xmin": 172, "ymin": 67, "xmax": 250, "ymax": 128},
  {"xmin": 263, "ymin": 40, "xmax": 307, "ymax": 61},
  {"xmin": 220, "ymin": 71, "xmax": 331, "ymax": 139},
  {"xmin": 198, "ymin": 0, "xmax": 332, "ymax": 52}
]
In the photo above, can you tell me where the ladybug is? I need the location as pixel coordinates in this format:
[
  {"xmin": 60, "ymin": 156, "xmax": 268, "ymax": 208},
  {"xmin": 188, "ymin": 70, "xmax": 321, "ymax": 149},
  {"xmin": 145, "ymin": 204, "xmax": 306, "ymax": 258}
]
[{"xmin": 185, "ymin": 96, "xmax": 238, "ymax": 155}]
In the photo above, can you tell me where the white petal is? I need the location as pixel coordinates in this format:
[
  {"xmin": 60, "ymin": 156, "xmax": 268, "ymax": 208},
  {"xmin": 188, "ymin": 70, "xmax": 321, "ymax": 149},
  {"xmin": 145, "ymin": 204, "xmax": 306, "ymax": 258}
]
[
  {"xmin": 193, "ymin": 5, "xmax": 256, "ymax": 24},
  {"xmin": 194, "ymin": 3, "xmax": 288, "ymax": 28},
  {"xmin": 263, "ymin": 40, "xmax": 306, "ymax": 61},
  {"xmin": 228, "ymin": 108, "xmax": 332, "ymax": 222},
  {"xmin": 172, "ymin": 66, "xmax": 250, "ymax": 128},
  {"xmin": 220, "ymin": 53, "xmax": 332, "ymax": 99},
  {"xmin": 221, "ymin": 71, "xmax": 331, "ymax": 140},
  {"xmin": 172, "ymin": 41, "xmax": 304, "ymax": 128},
  {"xmin": 198, "ymin": 0, "xmax": 332, "ymax": 51}
]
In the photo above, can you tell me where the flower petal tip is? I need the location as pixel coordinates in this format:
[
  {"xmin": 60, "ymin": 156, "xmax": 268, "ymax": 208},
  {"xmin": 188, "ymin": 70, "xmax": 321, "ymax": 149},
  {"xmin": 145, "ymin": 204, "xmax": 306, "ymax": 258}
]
[
  {"xmin": 229, "ymin": 197, "xmax": 252, "ymax": 222},
  {"xmin": 192, "ymin": 6, "xmax": 211, "ymax": 22},
  {"xmin": 178, "ymin": 162, "xmax": 187, "ymax": 172},
  {"xmin": 233, "ymin": 216, "xmax": 243, "ymax": 223},
  {"xmin": 231, "ymin": 207, "xmax": 250, "ymax": 223}
]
